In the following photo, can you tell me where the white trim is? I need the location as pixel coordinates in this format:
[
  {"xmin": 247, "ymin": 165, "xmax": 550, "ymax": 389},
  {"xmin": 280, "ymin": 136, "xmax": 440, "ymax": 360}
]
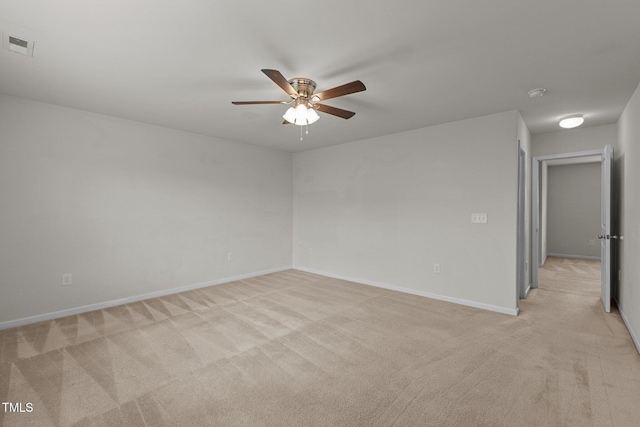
[
  {"xmin": 0, "ymin": 266, "xmax": 292, "ymax": 330},
  {"xmin": 294, "ymin": 266, "xmax": 518, "ymax": 316},
  {"xmin": 546, "ymin": 253, "xmax": 601, "ymax": 261},
  {"xmin": 619, "ymin": 305, "xmax": 640, "ymax": 355},
  {"xmin": 534, "ymin": 149, "xmax": 604, "ymax": 162},
  {"xmin": 524, "ymin": 284, "xmax": 532, "ymax": 298},
  {"xmin": 517, "ymin": 141, "xmax": 526, "ymax": 303},
  {"xmin": 532, "ymin": 157, "xmax": 541, "ymax": 282}
]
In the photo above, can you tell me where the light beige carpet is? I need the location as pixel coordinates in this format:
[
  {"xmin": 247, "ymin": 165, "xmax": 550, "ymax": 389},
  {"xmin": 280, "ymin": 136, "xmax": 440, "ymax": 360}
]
[{"xmin": 1, "ymin": 259, "xmax": 639, "ymax": 426}]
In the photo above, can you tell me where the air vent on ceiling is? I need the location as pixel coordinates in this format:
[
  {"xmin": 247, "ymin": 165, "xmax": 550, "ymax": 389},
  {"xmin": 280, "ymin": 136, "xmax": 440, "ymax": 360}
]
[{"xmin": 2, "ymin": 33, "xmax": 35, "ymax": 56}]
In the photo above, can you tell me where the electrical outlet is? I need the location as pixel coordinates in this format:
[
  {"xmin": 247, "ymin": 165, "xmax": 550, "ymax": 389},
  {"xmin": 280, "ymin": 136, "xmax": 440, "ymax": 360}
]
[
  {"xmin": 227, "ymin": 252, "xmax": 233, "ymax": 261},
  {"xmin": 433, "ymin": 264, "xmax": 440, "ymax": 274},
  {"xmin": 62, "ymin": 274, "xmax": 72, "ymax": 286}
]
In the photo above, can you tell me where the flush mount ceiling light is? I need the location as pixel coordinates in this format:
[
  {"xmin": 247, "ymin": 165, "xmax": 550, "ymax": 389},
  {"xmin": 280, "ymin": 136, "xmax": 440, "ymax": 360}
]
[{"xmin": 559, "ymin": 114, "xmax": 584, "ymax": 129}]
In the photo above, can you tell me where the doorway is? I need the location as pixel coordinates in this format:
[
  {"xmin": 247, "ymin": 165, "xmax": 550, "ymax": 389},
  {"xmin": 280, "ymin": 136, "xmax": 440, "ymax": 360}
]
[{"xmin": 531, "ymin": 147, "xmax": 613, "ymax": 312}]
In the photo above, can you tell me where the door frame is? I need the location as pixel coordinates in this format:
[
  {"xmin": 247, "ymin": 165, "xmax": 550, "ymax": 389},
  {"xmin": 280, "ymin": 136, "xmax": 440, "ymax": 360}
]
[
  {"xmin": 531, "ymin": 149, "xmax": 604, "ymax": 289},
  {"xmin": 517, "ymin": 142, "xmax": 527, "ymax": 299}
]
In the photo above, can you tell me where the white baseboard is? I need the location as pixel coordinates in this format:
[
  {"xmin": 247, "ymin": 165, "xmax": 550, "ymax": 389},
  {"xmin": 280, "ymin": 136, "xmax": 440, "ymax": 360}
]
[
  {"xmin": 293, "ymin": 266, "xmax": 518, "ymax": 316},
  {"xmin": 540, "ymin": 253, "xmax": 547, "ymax": 267},
  {"xmin": 524, "ymin": 284, "xmax": 532, "ymax": 298},
  {"xmin": 618, "ymin": 305, "xmax": 640, "ymax": 355},
  {"xmin": 546, "ymin": 253, "xmax": 601, "ymax": 261},
  {"xmin": 0, "ymin": 266, "xmax": 292, "ymax": 331}
]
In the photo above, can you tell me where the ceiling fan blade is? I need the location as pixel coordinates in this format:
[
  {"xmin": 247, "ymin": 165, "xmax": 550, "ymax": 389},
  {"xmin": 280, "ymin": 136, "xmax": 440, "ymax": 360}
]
[
  {"xmin": 314, "ymin": 80, "xmax": 366, "ymax": 101},
  {"xmin": 316, "ymin": 104, "xmax": 356, "ymax": 119},
  {"xmin": 232, "ymin": 101, "xmax": 285, "ymax": 105},
  {"xmin": 261, "ymin": 69, "xmax": 297, "ymax": 97}
]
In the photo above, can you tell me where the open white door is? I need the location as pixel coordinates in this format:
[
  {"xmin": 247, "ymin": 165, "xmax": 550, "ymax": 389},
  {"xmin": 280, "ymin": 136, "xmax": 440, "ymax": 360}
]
[{"xmin": 600, "ymin": 145, "xmax": 613, "ymax": 312}]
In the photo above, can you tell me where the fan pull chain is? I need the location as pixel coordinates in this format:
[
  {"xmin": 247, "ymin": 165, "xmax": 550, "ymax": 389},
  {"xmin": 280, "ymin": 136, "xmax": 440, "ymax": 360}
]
[
  {"xmin": 306, "ymin": 124, "xmax": 309, "ymax": 135},
  {"xmin": 300, "ymin": 126, "xmax": 303, "ymax": 141}
]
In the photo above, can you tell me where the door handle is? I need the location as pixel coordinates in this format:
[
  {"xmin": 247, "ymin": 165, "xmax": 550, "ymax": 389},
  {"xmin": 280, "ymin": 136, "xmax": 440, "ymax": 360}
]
[{"xmin": 598, "ymin": 235, "xmax": 604, "ymax": 239}]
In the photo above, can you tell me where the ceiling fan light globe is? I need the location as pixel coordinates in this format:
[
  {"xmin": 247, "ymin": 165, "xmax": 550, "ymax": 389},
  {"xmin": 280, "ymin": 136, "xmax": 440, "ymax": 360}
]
[
  {"xmin": 295, "ymin": 104, "xmax": 308, "ymax": 125},
  {"xmin": 283, "ymin": 107, "xmax": 296, "ymax": 124},
  {"xmin": 306, "ymin": 108, "xmax": 320, "ymax": 124}
]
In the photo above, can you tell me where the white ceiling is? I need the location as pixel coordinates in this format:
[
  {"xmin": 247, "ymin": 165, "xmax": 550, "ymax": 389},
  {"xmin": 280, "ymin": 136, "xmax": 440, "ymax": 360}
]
[{"xmin": 1, "ymin": 1, "xmax": 639, "ymax": 152}]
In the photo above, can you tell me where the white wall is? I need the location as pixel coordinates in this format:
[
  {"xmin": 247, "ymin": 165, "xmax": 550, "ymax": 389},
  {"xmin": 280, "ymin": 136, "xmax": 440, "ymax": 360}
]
[
  {"xmin": 293, "ymin": 111, "xmax": 520, "ymax": 314},
  {"xmin": 0, "ymin": 95, "xmax": 293, "ymax": 325},
  {"xmin": 617, "ymin": 82, "xmax": 640, "ymax": 353},
  {"xmin": 547, "ymin": 163, "xmax": 601, "ymax": 258}
]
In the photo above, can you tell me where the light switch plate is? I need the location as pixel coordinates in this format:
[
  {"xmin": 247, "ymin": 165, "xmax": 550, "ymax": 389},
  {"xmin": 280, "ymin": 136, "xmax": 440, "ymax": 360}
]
[{"xmin": 471, "ymin": 213, "xmax": 488, "ymax": 224}]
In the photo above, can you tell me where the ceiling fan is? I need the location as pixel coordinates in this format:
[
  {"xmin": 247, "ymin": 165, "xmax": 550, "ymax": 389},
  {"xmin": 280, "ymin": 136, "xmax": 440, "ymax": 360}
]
[{"xmin": 232, "ymin": 69, "xmax": 366, "ymax": 127}]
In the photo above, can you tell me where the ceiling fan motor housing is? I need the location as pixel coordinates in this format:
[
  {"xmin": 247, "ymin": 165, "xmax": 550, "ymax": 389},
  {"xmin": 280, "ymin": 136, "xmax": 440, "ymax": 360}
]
[{"xmin": 289, "ymin": 78, "xmax": 316, "ymax": 99}]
